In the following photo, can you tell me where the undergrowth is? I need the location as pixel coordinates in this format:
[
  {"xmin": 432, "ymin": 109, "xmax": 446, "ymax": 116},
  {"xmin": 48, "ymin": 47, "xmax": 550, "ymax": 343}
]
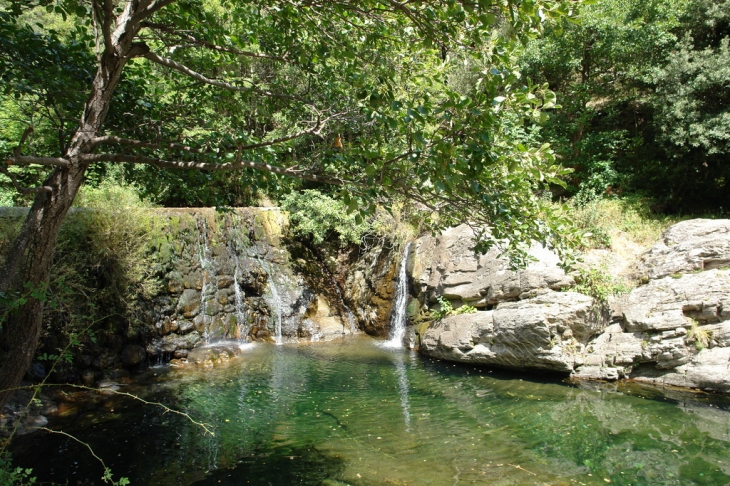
[
  {"xmin": 565, "ymin": 196, "xmax": 679, "ymax": 250},
  {"xmin": 1, "ymin": 181, "xmax": 164, "ymax": 379},
  {"xmin": 430, "ymin": 296, "xmax": 477, "ymax": 320},
  {"xmin": 570, "ymin": 266, "xmax": 633, "ymax": 305}
]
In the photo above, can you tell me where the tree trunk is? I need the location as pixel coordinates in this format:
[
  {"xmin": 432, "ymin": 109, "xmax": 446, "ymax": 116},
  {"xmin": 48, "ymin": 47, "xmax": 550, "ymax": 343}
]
[
  {"xmin": 0, "ymin": 2, "xmax": 149, "ymax": 407},
  {"xmin": 0, "ymin": 165, "xmax": 87, "ymax": 406}
]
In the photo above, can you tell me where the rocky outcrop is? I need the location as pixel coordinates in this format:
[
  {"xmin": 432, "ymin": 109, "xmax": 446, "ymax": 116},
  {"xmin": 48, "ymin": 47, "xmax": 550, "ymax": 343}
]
[
  {"xmin": 575, "ymin": 269, "xmax": 730, "ymax": 392},
  {"xmin": 343, "ymin": 242, "xmax": 399, "ymax": 336},
  {"xmin": 414, "ymin": 224, "xmax": 596, "ymax": 372},
  {"xmin": 413, "ymin": 225, "xmax": 574, "ymax": 308},
  {"xmin": 415, "ymin": 220, "xmax": 730, "ymax": 393},
  {"xmin": 421, "ymin": 292, "xmax": 599, "ymax": 372},
  {"xmin": 142, "ymin": 208, "xmax": 363, "ymax": 362},
  {"xmin": 635, "ymin": 219, "xmax": 730, "ymax": 279}
]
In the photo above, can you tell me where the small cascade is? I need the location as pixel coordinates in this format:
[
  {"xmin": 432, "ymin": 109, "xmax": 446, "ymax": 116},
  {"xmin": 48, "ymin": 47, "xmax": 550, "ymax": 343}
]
[
  {"xmin": 196, "ymin": 217, "xmax": 216, "ymax": 343},
  {"xmin": 384, "ymin": 242, "xmax": 411, "ymax": 348},
  {"xmin": 259, "ymin": 259, "xmax": 283, "ymax": 344},
  {"xmin": 232, "ymin": 257, "xmax": 248, "ymax": 343}
]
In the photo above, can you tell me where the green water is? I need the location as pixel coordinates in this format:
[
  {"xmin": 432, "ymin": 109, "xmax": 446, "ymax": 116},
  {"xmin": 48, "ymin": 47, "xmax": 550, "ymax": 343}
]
[{"xmin": 12, "ymin": 337, "xmax": 730, "ymax": 485}]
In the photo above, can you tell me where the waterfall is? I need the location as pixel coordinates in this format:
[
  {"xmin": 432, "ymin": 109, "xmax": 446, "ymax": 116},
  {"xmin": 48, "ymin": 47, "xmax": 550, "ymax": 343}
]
[
  {"xmin": 196, "ymin": 217, "xmax": 216, "ymax": 343},
  {"xmin": 269, "ymin": 275, "xmax": 283, "ymax": 345},
  {"xmin": 259, "ymin": 259, "xmax": 283, "ymax": 345},
  {"xmin": 384, "ymin": 242, "xmax": 411, "ymax": 348},
  {"xmin": 233, "ymin": 258, "xmax": 248, "ymax": 343}
]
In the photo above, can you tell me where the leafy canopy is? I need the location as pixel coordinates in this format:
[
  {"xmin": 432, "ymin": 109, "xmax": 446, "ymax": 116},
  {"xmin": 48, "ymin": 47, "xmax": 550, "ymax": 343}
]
[{"xmin": 2, "ymin": 0, "xmax": 585, "ymax": 263}]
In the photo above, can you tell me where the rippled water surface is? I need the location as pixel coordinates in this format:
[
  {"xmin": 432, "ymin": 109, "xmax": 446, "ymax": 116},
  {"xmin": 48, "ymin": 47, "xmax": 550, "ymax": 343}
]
[{"xmin": 12, "ymin": 337, "xmax": 730, "ymax": 485}]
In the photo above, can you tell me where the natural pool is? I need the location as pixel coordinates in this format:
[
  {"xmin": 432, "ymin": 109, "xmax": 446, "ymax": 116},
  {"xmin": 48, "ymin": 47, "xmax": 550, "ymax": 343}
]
[{"xmin": 11, "ymin": 336, "xmax": 730, "ymax": 485}]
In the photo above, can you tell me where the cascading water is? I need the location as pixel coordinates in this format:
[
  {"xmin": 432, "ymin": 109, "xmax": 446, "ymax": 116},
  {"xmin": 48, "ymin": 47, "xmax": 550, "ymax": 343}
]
[
  {"xmin": 384, "ymin": 242, "xmax": 411, "ymax": 348},
  {"xmin": 196, "ymin": 217, "xmax": 216, "ymax": 343},
  {"xmin": 259, "ymin": 259, "xmax": 283, "ymax": 344},
  {"xmin": 232, "ymin": 257, "xmax": 248, "ymax": 343}
]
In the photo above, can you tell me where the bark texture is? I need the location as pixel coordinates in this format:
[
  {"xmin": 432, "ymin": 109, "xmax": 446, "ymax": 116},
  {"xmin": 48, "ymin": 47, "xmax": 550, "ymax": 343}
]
[{"xmin": 0, "ymin": 1, "xmax": 150, "ymax": 407}]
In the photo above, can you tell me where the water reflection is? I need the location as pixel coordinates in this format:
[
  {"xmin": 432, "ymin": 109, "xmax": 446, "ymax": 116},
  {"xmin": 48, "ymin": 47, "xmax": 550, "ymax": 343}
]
[
  {"xmin": 388, "ymin": 349, "xmax": 412, "ymax": 432},
  {"xmin": 10, "ymin": 337, "xmax": 730, "ymax": 485}
]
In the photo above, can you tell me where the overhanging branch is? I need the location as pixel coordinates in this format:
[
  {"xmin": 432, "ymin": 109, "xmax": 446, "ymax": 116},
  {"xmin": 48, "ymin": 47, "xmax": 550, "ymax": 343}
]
[
  {"xmin": 89, "ymin": 113, "xmax": 342, "ymax": 152},
  {"xmin": 0, "ymin": 163, "xmax": 54, "ymax": 195},
  {"xmin": 142, "ymin": 22, "xmax": 294, "ymax": 64},
  {"xmin": 10, "ymin": 155, "xmax": 71, "ymax": 167},
  {"xmin": 81, "ymin": 153, "xmax": 346, "ymax": 185},
  {"xmin": 143, "ymin": 51, "xmax": 308, "ymax": 102}
]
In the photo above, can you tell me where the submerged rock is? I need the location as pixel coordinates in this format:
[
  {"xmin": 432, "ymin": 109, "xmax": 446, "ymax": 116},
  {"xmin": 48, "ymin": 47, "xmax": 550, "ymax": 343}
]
[{"xmin": 186, "ymin": 342, "xmax": 246, "ymax": 366}]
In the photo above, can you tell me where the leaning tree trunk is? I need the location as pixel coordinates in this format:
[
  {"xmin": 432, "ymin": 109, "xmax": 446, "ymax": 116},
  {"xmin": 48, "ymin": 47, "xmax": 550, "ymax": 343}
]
[
  {"xmin": 0, "ymin": 164, "xmax": 88, "ymax": 406},
  {"xmin": 0, "ymin": 1, "xmax": 149, "ymax": 407}
]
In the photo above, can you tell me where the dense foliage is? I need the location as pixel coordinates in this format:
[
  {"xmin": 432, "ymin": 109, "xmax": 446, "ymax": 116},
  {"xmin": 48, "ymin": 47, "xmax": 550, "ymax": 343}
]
[
  {"xmin": 0, "ymin": 0, "xmax": 591, "ymax": 266},
  {"xmin": 521, "ymin": 0, "xmax": 730, "ymax": 213}
]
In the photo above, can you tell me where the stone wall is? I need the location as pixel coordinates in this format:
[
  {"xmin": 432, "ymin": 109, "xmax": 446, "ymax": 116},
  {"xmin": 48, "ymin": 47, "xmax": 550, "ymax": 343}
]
[{"xmin": 1, "ymin": 207, "xmax": 401, "ymax": 383}]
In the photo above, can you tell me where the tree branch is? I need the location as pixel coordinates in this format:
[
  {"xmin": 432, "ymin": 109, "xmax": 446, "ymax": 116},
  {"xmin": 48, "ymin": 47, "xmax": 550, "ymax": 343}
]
[
  {"xmin": 0, "ymin": 164, "xmax": 54, "ymax": 195},
  {"xmin": 142, "ymin": 51, "xmax": 308, "ymax": 102},
  {"xmin": 92, "ymin": 0, "xmax": 114, "ymax": 55},
  {"xmin": 10, "ymin": 155, "xmax": 71, "ymax": 167},
  {"xmin": 141, "ymin": 22, "xmax": 294, "ymax": 64},
  {"xmin": 89, "ymin": 112, "xmax": 342, "ymax": 152},
  {"xmin": 80, "ymin": 153, "xmax": 346, "ymax": 185},
  {"xmin": 130, "ymin": 0, "xmax": 176, "ymax": 23},
  {"xmin": 13, "ymin": 126, "xmax": 34, "ymax": 158}
]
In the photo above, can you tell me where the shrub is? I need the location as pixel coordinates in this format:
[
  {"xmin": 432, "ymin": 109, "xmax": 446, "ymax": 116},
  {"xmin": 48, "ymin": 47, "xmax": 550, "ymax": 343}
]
[
  {"xmin": 686, "ymin": 320, "xmax": 712, "ymax": 350},
  {"xmin": 281, "ymin": 189, "xmax": 372, "ymax": 246},
  {"xmin": 565, "ymin": 196, "xmax": 678, "ymax": 250},
  {"xmin": 430, "ymin": 296, "xmax": 477, "ymax": 320},
  {"xmin": 570, "ymin": 266, "xmax": 633, "ymax": 305}
]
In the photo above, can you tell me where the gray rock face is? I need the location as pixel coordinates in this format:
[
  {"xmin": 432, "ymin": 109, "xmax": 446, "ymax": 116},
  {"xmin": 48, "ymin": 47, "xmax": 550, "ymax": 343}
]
[
  {"xmin": 420, "ymin": 291, "xmax": 598, "ymax": 372},
  {"xmin": 636, "ymin": 219, "xmax": 730, "ymax": 279},
  {"xmin": 577, "ymin": 268, "xmax": 730, "ymax": 389},
  {"xmin": 621, "ymin": 270, "xmax": 730, "ymax": 332},
  {"xmin": 415, "ymin": 219, "xmax": 730, "ymax": 392},
  {"xmin": 574, "ymin": 220, "xmax": 730, "ymax": 390},
  {"xmin": 413, "ymin": 225, "xmax": 574, "ymax": 308}
]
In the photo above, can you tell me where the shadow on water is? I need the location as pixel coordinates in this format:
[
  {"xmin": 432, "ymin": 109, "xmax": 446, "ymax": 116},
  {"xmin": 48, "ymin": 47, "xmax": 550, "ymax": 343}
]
[
  {"xmin": 10, "ymin": 336, "xmax": 730, "ymax": 485},
  {"xmin": 189, "ymin": 443, "xmax": 345, "ymax": 486}
]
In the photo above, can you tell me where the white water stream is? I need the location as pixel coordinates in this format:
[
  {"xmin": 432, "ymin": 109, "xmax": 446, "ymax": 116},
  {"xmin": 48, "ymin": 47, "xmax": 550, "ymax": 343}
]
[
  {"xmin": 258, "ymin": 259, "xmax": 283, "ymax": 345},
  {"xmin": 383, "ymin": 242, "xmax": 411, "ymax": 348},
  {"xmin": 196, "ymin": 218, "xmax": 216, "ymax": 343}
]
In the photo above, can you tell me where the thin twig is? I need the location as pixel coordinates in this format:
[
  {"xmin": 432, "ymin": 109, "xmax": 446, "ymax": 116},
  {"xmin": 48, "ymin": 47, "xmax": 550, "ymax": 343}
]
[
  {"xmin": 9, "ymin": 383, "xmax": 215, "ymax": 437},
  {"xmin": 508, "ymin": 463, "xmax": 537, "ymax": 476},
  {"xmin": 38, "ymin": 428, "xmax": 116, "ymax": 482}
]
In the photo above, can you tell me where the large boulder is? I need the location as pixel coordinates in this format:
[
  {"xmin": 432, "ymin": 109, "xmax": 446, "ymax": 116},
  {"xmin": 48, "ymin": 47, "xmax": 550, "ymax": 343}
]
[
  {"xmin": 420, "ymin": 291, "xmax": 599, "ymax": 373},
  {"xmin": 621, "ymin": 270, "xmax": 730, "ymax": 332},
  {"xmin": 635, "ymin": 219, "xmax": 730, "ymax": 279},
  {"xmin": 412, "ymin": 224, "xmax": 574, "ymax": 308}
]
